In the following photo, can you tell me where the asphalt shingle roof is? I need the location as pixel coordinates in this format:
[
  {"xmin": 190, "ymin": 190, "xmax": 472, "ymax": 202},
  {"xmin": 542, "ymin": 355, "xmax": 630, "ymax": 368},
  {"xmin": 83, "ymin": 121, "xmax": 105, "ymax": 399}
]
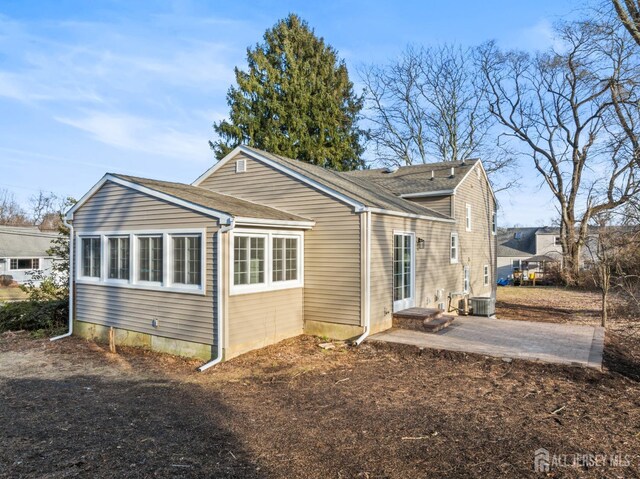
[
  {"xmin": 112, "ymin": 174, "xmax": 312, "ymax": 223},
  {"xmin": 242, "ymin": 146, "xmax": 452, "ymax": 220},
  {"xmin": 343, "ymin": 159, "xmax": 479, "ymax": 196},
  {"xmin": 496, "ymin": 227, "xmax": 539, "ymax": 257},
  {"xmin": 0, "ymin": 226, "xmax": 59, "ymax": 258}
]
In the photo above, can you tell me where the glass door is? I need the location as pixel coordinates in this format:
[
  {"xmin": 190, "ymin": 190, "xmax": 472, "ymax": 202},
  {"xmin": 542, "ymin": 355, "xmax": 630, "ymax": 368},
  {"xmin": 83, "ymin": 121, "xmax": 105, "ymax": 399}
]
[{"xmin": 393, "ymin": 232, "xmax": 415, "ymax": 312}]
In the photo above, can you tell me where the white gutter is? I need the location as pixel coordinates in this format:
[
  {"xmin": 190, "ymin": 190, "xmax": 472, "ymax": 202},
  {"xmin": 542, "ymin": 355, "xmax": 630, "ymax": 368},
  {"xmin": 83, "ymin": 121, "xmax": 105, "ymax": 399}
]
[
  {"xmin": 400, "ymin": 189, "xmax": 454, "ymax": 198},
  {"xmin": 234, "ymin": 217, "xmax": 315, "ymax": 229},
  {"xmin": 51, "ymin": 218, "xmax": 74, "ymax": 341},
  {"xmin": 198, "ymin": 219, "xmax": 235, "ymax": 371},
  {"xmin": 364, "ymin": 207, "xmax": 455, "ymax": 224},
  {"xmin": 354, "ymin": 210, "xmax": 371, "ymax": 345}
]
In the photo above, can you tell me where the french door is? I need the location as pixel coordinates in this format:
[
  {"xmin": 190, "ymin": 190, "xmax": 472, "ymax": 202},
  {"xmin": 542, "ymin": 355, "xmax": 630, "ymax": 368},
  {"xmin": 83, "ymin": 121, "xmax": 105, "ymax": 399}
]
[{"xmin": 393, "ymin": 232, "xmax": 415, "ymax": 312}]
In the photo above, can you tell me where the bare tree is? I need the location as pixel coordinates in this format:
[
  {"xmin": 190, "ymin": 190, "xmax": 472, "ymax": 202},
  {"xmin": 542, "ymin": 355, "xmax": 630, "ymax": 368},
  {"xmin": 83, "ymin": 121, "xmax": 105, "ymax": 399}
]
[
  {"xmin": 0, "ymin": 189, "xmax": 29, "ymax": 226},
  {"xmin": 360, "ymin": 45, "xmax": 515, "ymax": 191},
  {"xmin": 612, "ymin": 0, "xmax": 640, "ymax": 47},
  {"xmin": 29, "ymin": 191, "xmax": 60, "ymax": 227},
  {"xmin": 479, "ymin": 21, "xmax": 640, "ymax": 282}
]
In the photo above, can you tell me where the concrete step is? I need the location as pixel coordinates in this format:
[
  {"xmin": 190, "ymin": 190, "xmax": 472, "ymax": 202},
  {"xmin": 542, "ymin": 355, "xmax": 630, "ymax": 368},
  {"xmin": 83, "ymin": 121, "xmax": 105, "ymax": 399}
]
[{"xmin": 423, "ymin": 315, "xmax": 455, "ymax": 333}]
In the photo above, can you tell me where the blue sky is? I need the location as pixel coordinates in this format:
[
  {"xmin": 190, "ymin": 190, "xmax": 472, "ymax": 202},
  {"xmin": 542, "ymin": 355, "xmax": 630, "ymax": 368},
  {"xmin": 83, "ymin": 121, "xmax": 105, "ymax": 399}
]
[{"xmin": 0, "ymin": 0, "xmax": 579, "ymax": 226}]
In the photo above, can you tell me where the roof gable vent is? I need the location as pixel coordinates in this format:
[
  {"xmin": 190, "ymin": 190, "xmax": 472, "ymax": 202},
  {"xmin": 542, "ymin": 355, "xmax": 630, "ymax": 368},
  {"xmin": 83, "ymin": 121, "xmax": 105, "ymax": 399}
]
[{"xmin": 235, "ymin": 159, "xmax": 247, "ymax": 173}]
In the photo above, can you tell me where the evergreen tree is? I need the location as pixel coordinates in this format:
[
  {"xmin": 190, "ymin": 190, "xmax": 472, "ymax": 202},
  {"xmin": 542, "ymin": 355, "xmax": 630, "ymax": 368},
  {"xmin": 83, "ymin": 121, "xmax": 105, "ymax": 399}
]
[{"xmin": 211, "ymin": 14, "xmax": 365, "ymax": 170}]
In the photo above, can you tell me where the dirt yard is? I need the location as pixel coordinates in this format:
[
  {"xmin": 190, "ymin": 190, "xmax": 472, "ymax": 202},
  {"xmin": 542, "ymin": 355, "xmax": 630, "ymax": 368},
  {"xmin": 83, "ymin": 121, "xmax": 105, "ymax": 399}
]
[{"xmin": 1, "ymin": 288, "xmax": 640, "ymax": 478}]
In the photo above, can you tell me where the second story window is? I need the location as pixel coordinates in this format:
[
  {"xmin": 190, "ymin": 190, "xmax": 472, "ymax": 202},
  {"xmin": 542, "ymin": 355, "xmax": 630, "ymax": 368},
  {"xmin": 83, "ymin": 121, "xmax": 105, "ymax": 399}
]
[{"xmin": 465, "ymin": 204, "xmax": 472, "ymax": 231}]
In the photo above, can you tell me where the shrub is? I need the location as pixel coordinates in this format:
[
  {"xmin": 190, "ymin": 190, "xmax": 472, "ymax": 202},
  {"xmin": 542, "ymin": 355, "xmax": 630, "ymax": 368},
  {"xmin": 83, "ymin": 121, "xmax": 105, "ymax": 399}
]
[{"xmin": 0, "ymin": 300, "xmax": 68, "ymax": 334}]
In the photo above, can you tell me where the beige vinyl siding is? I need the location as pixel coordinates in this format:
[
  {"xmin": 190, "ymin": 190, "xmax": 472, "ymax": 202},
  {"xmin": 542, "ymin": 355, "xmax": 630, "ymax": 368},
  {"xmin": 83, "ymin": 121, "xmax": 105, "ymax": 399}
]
[
  {"xmin": 199, "ymin": 152, "xmax": 362, "ymax": 326},
  {"xmin": 73, "ymin": 181, "xmax": 218, "ymax": 346},
  {"xmin": 226, "ymin": 288, "xmax": 303, "ymax": 359},
  {"xmin": 454, "ymin": 165, "xmax": 496, "ymax": 298},
  {"xmin": 406, "ymin": 195, "xmax": 452, "ymax": 217},
  {"xmin": 369, "ymin": 214, "xmax": 460, "ymax": 332}
]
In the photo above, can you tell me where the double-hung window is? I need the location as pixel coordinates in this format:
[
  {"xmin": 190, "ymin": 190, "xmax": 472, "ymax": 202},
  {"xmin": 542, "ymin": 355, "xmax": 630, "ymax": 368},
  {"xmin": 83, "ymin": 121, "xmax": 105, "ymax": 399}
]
[
  {"xmin": 108, "ymin": 236, "xmax": 130, "ymax": 280},
  {"xmin": 463, "ymin": 265, "xmax": 470, "ymax": 293},
  {"xmin": 233, "ymin": 235, "xmax": 266, "ymax": 286},
  {"xmin": 138, "ymin": 236, "xmax": 163, "ymax": 283},
  {"xmin": 81, "ymin": 237, "xmax": 101, "ymax": 278},
  {"xmin": 491, "ymin": 212, "xmax": 497, "ymax": 235},
  {"xmin": 465, "ymin": 204, "xmax": 472, "ymax": 231},
  {"xmin": 483, "ymin": 265, "xmax": 489, "ymax": 286},
  {"xmin": 450, "ymin": 233, "xmax": 459, "ymax": 264},
  {"xmin": 172, "ymin": 235, "xmax": 201, "ymax": 286},
  {"xmin": 272, "ymin": 236, "xmax": 298, "ymax": 283}
]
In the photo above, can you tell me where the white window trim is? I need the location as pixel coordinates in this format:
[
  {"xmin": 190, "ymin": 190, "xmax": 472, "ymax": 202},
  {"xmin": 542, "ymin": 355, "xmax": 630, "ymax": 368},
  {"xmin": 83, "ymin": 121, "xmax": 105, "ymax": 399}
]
[
  {"xmin": 483, "ymin": 264, "xmax": 489, "ymax": 286},
  {"xmin": 491, "ymin": 212, "xmax": 497, "ymax": 235},
  {"xmin": 450, "ymin": 232, "xmax": 459, "ymax": 264},
  {"xmin": 465, "ymin": 204, "xmax": 472, "ymax": 231},
  {"xmin": 76, "ymin": 228, "xmax": 207, "ymax": 295},
  {"xmin": 135, "ymin": 234, "xmax": 164, "ymax": 285},
  {"xmin": 229, "ymin": 228, "xmax": 304, "ymax": 296},
  {"xmin": 8, "ymin": 257, "xmax": 42, "ymax": 271}
]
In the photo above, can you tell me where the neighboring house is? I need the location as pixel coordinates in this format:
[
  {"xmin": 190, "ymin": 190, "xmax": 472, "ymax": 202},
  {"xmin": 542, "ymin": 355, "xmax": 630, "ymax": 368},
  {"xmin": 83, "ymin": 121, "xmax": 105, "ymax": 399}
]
[
  {"xmin": 497, "ymin": 226, "xmax": 594, "ymax": 279},
  {"xmin": 0, "ymin": 225, "xmax": 58, "ymax": 284},
  {"xmin": 66, "ymin": 146, "xmax": 497, "ymax": 363}
]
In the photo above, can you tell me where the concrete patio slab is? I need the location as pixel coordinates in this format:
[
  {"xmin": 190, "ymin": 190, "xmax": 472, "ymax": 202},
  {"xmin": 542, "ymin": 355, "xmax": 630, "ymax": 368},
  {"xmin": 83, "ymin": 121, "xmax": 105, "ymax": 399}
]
[{"xmin": 370, "ymin": 316, "xmax": 604, "ymax": 370}]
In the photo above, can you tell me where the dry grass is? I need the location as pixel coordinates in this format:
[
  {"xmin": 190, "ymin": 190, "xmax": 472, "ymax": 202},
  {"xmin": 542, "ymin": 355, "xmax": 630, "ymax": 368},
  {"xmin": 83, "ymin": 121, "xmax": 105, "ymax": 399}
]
[{"xmin": 0, "ymin": 287, "xmax": 28, "ymax": 302}]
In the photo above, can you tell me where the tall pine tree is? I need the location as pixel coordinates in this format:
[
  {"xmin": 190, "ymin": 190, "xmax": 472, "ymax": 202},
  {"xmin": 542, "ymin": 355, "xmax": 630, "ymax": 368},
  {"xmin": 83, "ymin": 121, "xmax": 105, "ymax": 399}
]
[{"xmin": 211, "ymin": 14, "xmax": 365, "ymax": 170}]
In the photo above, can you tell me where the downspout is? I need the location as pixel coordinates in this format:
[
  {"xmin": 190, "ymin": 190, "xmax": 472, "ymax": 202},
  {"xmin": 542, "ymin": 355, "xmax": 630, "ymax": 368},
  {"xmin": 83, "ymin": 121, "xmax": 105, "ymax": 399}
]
[
  {"xmin": 354, "ymin": 210, "xmax": 371, "ymax": 345},
  {"xmin": 198, "ymin": 219, "xmax": 235, "ymax": 372},
  {"xmin": 51, "ymin": 218, "xmax": 74, "ymax": 341}
]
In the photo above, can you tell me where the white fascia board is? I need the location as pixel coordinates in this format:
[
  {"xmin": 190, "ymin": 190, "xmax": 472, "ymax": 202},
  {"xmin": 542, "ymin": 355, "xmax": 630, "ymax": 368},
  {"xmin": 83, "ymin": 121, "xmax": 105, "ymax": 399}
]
[
  {"xmin": 399, "ymin": 189, "xmax": 455, "ymax": 198},
  {"xmin": 365, "ymin": 207, "xmax": 455, "ymax": 223},
  {"xmin": 66, "ymin": 174, "xmax": 233, "ymax": 224},
  {"xmin": 234, "ymin": 217, "xmax": 315, "ymax": 230},
  {"xmin": 192, "ymin": 146, "xmax": 367, "ymax": 212},
  {"xmin": 454, "ymin": 161, "xmax": 498, "ymax": 206}
]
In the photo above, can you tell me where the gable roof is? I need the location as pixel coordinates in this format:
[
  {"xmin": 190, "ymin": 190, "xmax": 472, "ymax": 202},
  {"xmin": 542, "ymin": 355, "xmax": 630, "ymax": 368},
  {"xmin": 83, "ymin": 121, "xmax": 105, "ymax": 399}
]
[
  {"xmin": 497, "ymin": 227, "xmax": 539, "ymax": 257},
  {"xmin": 67, "ymin": 174, "xmax": 315, "ymax": 228},
  {"xmin": 344, "ymin": 159, "xmax": 479, "ymax": 196},
  {"xmin": 0, "ymin": 225, "xmax": 59, "ymax": 258},
  {"xmin": 194, "ymin": 146, "xmax": 455, "ymax": 222}
]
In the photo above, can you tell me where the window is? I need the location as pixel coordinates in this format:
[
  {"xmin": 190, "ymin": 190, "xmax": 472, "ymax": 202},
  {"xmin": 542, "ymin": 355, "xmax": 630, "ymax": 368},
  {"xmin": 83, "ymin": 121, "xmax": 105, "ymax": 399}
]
[
  {"xmin": 108, "ymin": 237, "xmax": 130, "ymax": 280},
  {"xmin": 272, "ymin": 236, "xmax": 298, "ymax": 282},
  {"xmin": 81, "ymin": 237, "xmax": 101, "ymax": 278},
  {"xmin": 138, "ymin": 236, "xmax": 163, "ymax": 282},
  {"xmin": 235, "ymin": 159, "xmax": 246, "ymax": 173},
  {"xmin": 512, "ymin": 259, "xmax": 521, "ymax": 271},
  {"xmin": 554, "ymin": 236, "xmax": 562, "ymax": 246},
  {"xmin": 491, "ymin": 212, "xmax": 497, "ymax": 235},
  {"xmin": 484, "ymin": 265, "xmax": 489, "ymax": 286},
  {"xmin": 514, "ymin": 232, "xmax": 523, "ymax": 240},
  {"xmin": 172, "ymin": 235, "xmax": 201, "ymax": 286},
  {"xmin": 231, "ymin": 230, "xmax": 303, "ymax": 294},
  {"xmin": 465, "ymin": 204, "xmax": 472, "ymax": 231},
  {"xmin": 463, "ymin": 266, "xmax": 470, "ymax": 293},
  {"xmin": 9, "ymin": 258, "xmax": 40, "ymax": 270},
  {"xmin": 450, "ymin": 233, "xmax": 459, "ymax": 264}
]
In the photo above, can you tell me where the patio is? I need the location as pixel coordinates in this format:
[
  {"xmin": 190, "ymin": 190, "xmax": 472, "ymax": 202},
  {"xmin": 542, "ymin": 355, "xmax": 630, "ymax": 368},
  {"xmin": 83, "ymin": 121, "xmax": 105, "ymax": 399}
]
[{"xmin": 370, "ymin": 316, "xmax": 604, "ymax": 369}]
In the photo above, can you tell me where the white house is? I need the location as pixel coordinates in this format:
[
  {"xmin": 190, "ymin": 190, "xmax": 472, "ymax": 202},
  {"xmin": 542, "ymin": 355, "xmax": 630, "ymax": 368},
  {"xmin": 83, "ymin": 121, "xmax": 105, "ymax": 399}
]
[{"xmin": 0, "ymin": 225, "xmax": 59, "ymax": 284}]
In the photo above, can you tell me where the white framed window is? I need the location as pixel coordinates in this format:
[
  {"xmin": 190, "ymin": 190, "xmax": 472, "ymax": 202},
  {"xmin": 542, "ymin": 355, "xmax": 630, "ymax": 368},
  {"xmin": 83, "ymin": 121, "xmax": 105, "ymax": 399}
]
[
  {"xmin": 138, "ymin": 236, "xmax": 163, "ymax": 283},
  {"xmin": 230, "ymin": 229, "xmax": 303, "ymax": 295},
  {"xmin": 75, "ymin": 229, "xmax": 205, "ymax": 294},
  {"xmin": 491, "ymin": 212, "xmax": 497, "ymax": 235},
  {"xmin": 80, "ymin": 237, "xmax": 101, "ymax": 278},
  {"xmin": 483, "ymin": 264, "xmax": 489, "ymax": 286},
  {"xmin": 107, "ymin": 236, "xmax": 130, "ymax": 281},
  {"xmin": 9, "ymin": 258, "xmax": 40, "ymax": 270},
  {"xmin": 465, "ymin": 204, "xmax": 472, "ymax": 231},
  {"xmin": 450, "ymin": 232, "xmax": 459, "ymax": 264},
  {"xmin": 171, "ymin": 235, "xmax": 202, "ymax": 286},
  {"xmin": 463, "ymin": 265, "xmax": 470, "ymax": 292}
]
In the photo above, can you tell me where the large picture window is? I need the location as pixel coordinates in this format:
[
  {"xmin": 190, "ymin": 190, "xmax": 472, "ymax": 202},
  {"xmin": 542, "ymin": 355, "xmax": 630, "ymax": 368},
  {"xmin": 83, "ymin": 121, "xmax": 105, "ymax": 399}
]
[
  {"xmin": 172, "ymin": 235, "xmax": 201, "ymax": 286},
  {"xmin": 138, "ymin": 236, "xmax": 163, "ymax": 282},
  {"xmin": 81, "ymin": 237, "xmax": 101, "ymax": 278},
  {"xmin": 231, "ymin": 230, "xmax": 303, "ymax": 294},
  {"xmin": 108, "ymin": 236, "xmax": 130, "ymax": 280}
]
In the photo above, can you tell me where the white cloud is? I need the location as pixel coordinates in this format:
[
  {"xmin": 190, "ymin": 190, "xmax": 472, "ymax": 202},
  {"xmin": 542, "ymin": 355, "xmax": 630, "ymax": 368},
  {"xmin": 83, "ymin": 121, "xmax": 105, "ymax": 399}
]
[{"xmin": 55, "ymin": 111, "xmax": 212, "ymax": 163}]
